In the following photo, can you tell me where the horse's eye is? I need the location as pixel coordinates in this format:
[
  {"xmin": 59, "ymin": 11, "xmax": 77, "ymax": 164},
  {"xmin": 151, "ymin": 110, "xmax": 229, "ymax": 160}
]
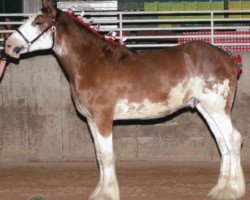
[{"xmin": 35, "ymin": 21, "xmax": 43, "ymax": 26}]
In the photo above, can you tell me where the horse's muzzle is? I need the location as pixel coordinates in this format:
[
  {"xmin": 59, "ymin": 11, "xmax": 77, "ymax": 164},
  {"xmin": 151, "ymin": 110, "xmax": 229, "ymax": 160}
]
[{"xmin": 4, "ymin": 42, "xmax": 23, "ymax": 59}]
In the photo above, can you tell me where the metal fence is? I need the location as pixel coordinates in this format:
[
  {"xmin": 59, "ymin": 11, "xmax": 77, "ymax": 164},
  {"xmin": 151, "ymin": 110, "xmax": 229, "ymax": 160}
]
[
  {"xmin": 1, "ymin": 10, "xmax": 250, "ymax": 50},
  {"xmin": 0, "ymin": 13, "xmax": 33, "ymax": 50}
]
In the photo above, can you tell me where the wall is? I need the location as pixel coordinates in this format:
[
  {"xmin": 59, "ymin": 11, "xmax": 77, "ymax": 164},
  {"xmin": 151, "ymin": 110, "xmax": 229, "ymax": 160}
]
[{"xmin": 0, "ymin": 52, "xmax": 249, "ymax": 163}]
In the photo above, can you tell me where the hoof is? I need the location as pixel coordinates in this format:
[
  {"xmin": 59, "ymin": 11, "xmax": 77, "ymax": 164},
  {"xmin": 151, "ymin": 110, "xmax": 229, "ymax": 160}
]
[
  {"xmin": 208, "ymin": 184, "xmax": 245, "ymax": 200},
  {"xmin": 89, "ymin": 191, "xmax": 119, "ymax": 200},
  {"xmin": 89, "ymin": 183, "xmax": 102, "ymax": 200},
  {"xmin": 89, "ymin": 182, "xmax": 120, "ymax": 200}
]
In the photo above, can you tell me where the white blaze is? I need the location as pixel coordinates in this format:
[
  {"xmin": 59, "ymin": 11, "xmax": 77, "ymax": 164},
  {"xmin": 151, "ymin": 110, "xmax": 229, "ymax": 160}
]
[{"xmin": 7, "ymin": 12, "xmax": 54, "ymax": 54}]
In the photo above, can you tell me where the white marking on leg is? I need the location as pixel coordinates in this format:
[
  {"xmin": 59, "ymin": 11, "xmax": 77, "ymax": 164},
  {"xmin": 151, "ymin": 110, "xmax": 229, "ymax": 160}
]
[
  {"xmin": 196, "ymin": 103, "xmax": 245, "ymax": 199},
  {"xmin": 230, "ymin": 129, "xmax": 245, "ymax": 198},
  {"xmin": 88, "ymin": 120, "xmax": 119, "ymax": 200},
  {"xmin": 211, "ymin": 114, "xmax": 245, "ymax": 199},
  {"xmin": 195, "ymin": 103, "xmax": 230, "ymax": 196},
  {"xmin": 88, "ymin": 121, "xmax": 103, "ymax": 199}
]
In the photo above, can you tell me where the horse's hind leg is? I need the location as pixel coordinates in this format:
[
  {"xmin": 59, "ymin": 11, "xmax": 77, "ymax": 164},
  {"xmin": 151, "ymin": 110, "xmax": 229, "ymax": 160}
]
[
  {"xmin": 195, "ymin": 101, "xmax": 245, "ymax": 200},
  {"xmin": 209, "ymin": 114, "xmax": 245, "ymax": 200}
]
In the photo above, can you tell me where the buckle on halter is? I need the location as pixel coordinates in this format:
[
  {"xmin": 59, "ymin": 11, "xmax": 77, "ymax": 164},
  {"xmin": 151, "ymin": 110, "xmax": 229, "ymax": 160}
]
[{"xmin": 51, "ymin": 26, "xmax": 56, "ymax": 32}]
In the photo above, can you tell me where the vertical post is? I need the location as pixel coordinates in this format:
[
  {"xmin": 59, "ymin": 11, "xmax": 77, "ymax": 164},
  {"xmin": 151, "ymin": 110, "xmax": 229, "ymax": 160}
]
[
  {"xmin": 211, "ymin": 11, "xmax": 214, "ymax": 45},
  {"xmin": 119, "ymin": 12, "xmax": 123, "ymax": 40}
]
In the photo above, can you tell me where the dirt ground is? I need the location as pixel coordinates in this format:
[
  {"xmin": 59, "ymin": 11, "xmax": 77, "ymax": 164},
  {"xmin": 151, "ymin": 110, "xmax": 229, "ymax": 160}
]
[{"xmin": 0, "ymin": 162, "xmax": 249, "ymax": 200}]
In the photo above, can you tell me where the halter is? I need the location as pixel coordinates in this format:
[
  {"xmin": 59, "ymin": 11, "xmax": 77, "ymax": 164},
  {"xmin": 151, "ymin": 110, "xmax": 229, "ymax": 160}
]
[
  {"xmin": 15, "ymin": 8, "xmax": 61, "ymax": 50},
  {"xmin": 16, "ymin": 24, "xmax": 54, "ymax": 48}
]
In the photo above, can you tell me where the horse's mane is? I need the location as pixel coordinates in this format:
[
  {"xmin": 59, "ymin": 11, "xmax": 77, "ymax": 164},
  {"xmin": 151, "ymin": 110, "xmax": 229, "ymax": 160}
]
[
  {"xmin": 65, "ymin": 10, "xmax": 123, "ymax": 47},
  {"xmin": 55, "ymin": 9, "xmax": 136, "ymax": 60}
]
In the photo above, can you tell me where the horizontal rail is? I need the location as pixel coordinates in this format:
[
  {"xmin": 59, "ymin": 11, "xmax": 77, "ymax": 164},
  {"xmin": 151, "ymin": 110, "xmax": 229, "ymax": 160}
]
[
  {"xmin": 127, "ymin": 43, "xmax": 178, "ymax": 48},
  {"xmin": 97, "ymin": 26, "xmax": 250, "ymax": 32},
  {"xmin": 0, "ymin": 30, "xmax": 14, "ymax": 33},
  {"xmin": 127, "ymin": 43, "xmax": 250, "ymax": 48},
  {"xmin": 0, "ymin": 13, "xmax": 33, "ymax": 17},
  {"xmin": 124, "ymin": 35, "xmax": 250, "ymax": 40},
  {"xmin": 0, "ymin": 22, "xmax": 25, "ymax": 25},
  {"xmin": 75, "ymin": 10, "xmax": 250, "ymax": 15},
  {"xmin": 91, "ymin": 18, "xmax": 250, "ymax": 24}
]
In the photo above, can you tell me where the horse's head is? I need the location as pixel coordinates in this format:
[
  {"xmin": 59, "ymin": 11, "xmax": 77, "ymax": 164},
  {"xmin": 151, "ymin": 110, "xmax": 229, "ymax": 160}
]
[{"xmin": 5, "ymin": 0, "xmax": 58, "ymax": 59}]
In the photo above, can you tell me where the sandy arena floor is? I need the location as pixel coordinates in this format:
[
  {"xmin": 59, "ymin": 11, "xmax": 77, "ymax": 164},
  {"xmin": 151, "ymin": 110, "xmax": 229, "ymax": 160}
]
[{"xmin": 0, "ymin": 162, "xmax": 249, "ymax": 200}]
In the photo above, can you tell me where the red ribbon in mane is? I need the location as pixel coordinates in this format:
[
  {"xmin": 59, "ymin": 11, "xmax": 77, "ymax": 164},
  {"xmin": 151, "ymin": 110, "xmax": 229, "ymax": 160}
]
[
  {"xmin": 66, "ymin": 9, "xmax": 122, "ymax": 46},
  {"xmin": 233, "ymin": 55, "xmax": 243, "ymax": 77}
]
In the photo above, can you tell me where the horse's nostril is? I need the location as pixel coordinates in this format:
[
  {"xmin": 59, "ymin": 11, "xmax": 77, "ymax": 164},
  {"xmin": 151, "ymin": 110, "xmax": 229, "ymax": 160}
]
[
  {"xmin": 13, "ymin": 46, "xmax": 23, "ymax": 54},
  {"xmin": 7, "ymin": 44, "xmax": 11, "ymax": 48}
]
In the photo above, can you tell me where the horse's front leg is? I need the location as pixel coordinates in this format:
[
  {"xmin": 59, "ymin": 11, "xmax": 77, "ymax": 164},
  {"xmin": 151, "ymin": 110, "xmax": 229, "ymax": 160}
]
[{"xmin": 87, "ymin": 119, "xmax": 119, "ymax": 200}]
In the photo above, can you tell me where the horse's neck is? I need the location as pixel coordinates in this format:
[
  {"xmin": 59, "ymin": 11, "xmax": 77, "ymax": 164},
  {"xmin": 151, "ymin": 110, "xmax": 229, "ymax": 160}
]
[{"xmin": 53, "ymin": 13, "xmax": 111, "ymax": 80}]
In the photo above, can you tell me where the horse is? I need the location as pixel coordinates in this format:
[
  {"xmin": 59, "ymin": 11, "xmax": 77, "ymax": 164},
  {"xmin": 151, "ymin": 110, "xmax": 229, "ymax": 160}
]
[{"xmin": 4, "ymin": 0, "xmax": 245, "ymax": 199}]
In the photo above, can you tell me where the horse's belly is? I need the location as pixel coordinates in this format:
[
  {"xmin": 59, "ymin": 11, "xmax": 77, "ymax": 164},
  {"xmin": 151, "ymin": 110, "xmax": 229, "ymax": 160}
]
[{"xmin": 114, "ymin": 99, "xmax": 171, "ymax": 120}]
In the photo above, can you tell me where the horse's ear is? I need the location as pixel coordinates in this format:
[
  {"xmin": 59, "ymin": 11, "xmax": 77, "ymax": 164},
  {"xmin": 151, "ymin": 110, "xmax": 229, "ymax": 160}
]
[{"xmin": 42, "ymin": 0, "xmax": 57, "ymax": 17}]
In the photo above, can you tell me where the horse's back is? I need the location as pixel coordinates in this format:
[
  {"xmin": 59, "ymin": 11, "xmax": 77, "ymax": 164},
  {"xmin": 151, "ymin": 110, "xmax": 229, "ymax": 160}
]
[{"xmin": 138, "ymin": 41, "xmax": 236, "ymax": 78}]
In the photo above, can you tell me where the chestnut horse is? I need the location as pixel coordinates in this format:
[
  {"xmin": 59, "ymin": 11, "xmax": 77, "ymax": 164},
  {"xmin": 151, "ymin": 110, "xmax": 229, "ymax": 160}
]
[{"xmin": 4, "ymin": 0, "xmax": 245, "ymax": 199}]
